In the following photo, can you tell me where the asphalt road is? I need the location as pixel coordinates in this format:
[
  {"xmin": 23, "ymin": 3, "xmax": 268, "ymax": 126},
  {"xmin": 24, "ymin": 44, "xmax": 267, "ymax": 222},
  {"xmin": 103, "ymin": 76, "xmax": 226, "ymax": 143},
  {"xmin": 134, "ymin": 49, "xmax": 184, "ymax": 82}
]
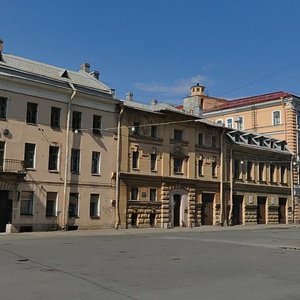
[{"xmin": 1, "ymin": 227, "xmax": 300, "ymax": 300}]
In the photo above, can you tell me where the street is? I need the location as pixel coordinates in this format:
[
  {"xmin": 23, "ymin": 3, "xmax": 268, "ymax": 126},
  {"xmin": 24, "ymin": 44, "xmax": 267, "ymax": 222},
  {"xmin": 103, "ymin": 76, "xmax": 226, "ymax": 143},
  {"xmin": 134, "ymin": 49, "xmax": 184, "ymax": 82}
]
[{"xmin": 0, "ymin": 226, "xmax": 300, "ymax": 300}]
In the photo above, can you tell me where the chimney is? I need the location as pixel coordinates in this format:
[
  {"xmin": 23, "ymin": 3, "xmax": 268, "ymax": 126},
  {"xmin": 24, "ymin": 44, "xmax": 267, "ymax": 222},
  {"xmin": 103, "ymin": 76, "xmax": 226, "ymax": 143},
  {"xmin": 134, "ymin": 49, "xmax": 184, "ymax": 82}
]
[
  {"xmin": 80, "ymin": 62, "xmax": 90, "ymax": 73},
  {"xmin": 0, "ymin": 39, "xmax": 3, "ymax": 52},
  {"xmin": 90, "ymin": 71, "xmax": 100, "ymax": 80},
  {"xmin": 126, "ymin": 92, "xmax": 134, "ymax": 101}
]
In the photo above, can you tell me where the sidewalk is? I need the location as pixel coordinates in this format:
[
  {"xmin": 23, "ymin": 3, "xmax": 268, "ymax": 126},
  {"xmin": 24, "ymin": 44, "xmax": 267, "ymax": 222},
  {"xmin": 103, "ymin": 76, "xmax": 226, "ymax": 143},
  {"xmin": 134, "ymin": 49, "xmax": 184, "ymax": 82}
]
[{"xmin": 0, "ymin": 223, "xmax": 299, "ymax": 240}]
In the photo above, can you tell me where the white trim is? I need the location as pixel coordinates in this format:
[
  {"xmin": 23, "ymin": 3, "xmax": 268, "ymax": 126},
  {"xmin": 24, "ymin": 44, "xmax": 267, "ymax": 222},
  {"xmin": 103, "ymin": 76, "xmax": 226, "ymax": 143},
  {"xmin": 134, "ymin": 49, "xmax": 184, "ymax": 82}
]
[
  {"xmin": 226, "ymin": 117, "xmax": 233, "ymax": 128},
  {"xmin": 272, "ymin": 110, "xmax": 281, "ymax": 126}
]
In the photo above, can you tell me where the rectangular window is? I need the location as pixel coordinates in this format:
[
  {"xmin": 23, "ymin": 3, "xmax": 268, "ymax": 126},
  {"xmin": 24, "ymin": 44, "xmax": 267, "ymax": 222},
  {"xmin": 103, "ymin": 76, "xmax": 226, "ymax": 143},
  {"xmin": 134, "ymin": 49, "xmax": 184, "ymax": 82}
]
[
  {"xmin": 20, "ymin": 191, "xmax": 34, "ymax": 215},
  {"xmin": 198, "ymin": 133, "xmax": 203, "ymax": 146},
  {"xmin": 259, "ymin": 163, "xmax": 265, "ymax": 181},
  {"xmin": 198, "ymin": 159, "xmax": 203, "ymax": 176},
  {"xmin": 273, "ymin": 111, "xmax": 280, "ymax": 125},
  {"xmin": 0, "ymin": 141, "xmax": 5, "ymax": 170},
  {"xmin": 93, "ymin": 115, "xmax": 102, "ymax": 135},
  {"xmin": 150, "ymin": 188, "xmax": 157, "ymax": 201},
  {"xmin": 90, "ymin": 194, "xmax": 100, "ymax": 217},
  {"xmin": 131, "ymin": 188, "xmax": 138, "ymax": 200},
  {"xmin": 151, "ymin": 125, "xmax": 157, "ymax": 138},
  {"xmin": 91, "ymin": 151, "xmax": 101, "ymax": 174},
  {"xmin": 0, "ymin": 97, "xmax": 7, "ymax": 119},
  {"xmin": 71, "ymin": 148, "xmax": 80, "ymax": 173},
  {"xmin": 46, "ymin": 192, "xmax": 57, "ymax": 217},
  {"xmin": 150, "ymin": 153, "xmax": 157, "ymax": 171},
  {"xmin": 226, "ymin": 118, "xmax": 233, "ymax": 128},
  {"xmin": 48, "ymin": 146, "xmax": 59, "ymax": 171},
  {"xmin": 26, "ymin": 102, "xmax": 38, "ymax": 124},
  {"xmin": 212, "ymin": 160, "xmax": 217, "ymax": 177},
  {"xmin": 132, "ymin": 150, "xmax": 139, "ymax": 169},
  {"xmin": 246, "ymin": 161, "xmax": 253, "ymax": 180},
  {"xmin": 69, "ymin": 193, "xmax": 79, "ymax": 217},
  {"xmin": 24, "ymin": 143, "xmax": 36, "ymax": 169},
  {"xmin": 72, "ymin": 111, "xmax": 82, "ymax": 130},
  {"xmin": 174, "ymin": 129, "xmax": 183, "ymax": 141},
  {"xmin": 174, "ymin": 157, "xmax": 183, "ymax": 173},
  {"xmin": 50, "ymin": 107, "xmax": 61, "ymax": 129}
]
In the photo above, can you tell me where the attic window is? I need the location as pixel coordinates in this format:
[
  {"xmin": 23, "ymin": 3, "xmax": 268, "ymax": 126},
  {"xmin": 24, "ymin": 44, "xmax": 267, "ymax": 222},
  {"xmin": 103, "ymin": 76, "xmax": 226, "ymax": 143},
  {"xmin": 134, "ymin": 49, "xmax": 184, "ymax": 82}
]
[{"xmin": 60, "ymin": 69, "xmax": 70, "ymax": 79}]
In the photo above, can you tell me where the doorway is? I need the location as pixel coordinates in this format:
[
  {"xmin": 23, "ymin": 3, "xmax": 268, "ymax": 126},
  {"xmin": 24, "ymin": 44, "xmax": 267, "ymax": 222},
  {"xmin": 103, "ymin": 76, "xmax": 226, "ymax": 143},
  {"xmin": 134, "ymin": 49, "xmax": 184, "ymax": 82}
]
[
  {"xmin": 201, "ymin": 193, "xmax": 214, "ymax": 225},
  {"xmin": 233, "ymin": 195, "xmax": 243, "ymax": 225},
  {"xmin": 173, "ymin": 194, "xmax": 181, "ymax": 227},
  {"xmin": 257, "ymin": 196, "xmax": 266, "ymax": 224},
  {"xmin": 0, "ymin": 190, "xmax": 12, "ymax": 232},
  {"xmin": 278, "ymin": 198, "xmax": 286, "ymax": 224}
]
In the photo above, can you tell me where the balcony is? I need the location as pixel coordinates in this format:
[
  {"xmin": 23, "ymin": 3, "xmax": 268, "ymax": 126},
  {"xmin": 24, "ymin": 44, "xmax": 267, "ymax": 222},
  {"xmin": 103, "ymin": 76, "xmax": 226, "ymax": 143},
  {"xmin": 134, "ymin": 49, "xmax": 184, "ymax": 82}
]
[{"xmin": 0, "ymin": 159, "xmax": 26, "ymax": 174}]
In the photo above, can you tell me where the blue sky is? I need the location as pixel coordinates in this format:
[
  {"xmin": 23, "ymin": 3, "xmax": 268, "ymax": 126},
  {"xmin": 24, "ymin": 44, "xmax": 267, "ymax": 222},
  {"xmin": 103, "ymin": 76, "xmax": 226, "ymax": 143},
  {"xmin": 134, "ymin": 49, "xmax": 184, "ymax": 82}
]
[{"xmin": 1, "ymin": 0, "xmax": 300, "ymax": 104}]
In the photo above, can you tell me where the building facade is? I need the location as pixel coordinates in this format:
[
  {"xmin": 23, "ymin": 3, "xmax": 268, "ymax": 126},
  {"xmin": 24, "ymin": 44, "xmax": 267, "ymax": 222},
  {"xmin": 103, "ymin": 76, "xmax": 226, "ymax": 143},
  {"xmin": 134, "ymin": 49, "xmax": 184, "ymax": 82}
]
[
  {"xmin": 116, "ymin": 99, "xmax": 292, "ymax": 229},
  {"xmin": 0, "ymin": 41, "xmax": 119, "ymax": 232}
]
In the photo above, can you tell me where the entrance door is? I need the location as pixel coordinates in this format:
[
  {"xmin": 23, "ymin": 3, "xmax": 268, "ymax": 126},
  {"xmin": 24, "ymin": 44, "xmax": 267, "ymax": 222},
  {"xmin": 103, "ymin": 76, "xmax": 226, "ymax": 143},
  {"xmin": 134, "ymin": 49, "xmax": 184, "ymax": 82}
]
[
  {"xmin": 201, "ymin": 193, "xmax": 214, "ymax": 225},
  {"xmin": 233, "ymin": 195, "xmax": 243, "ymax": 225},
  {"xmin": 257, "ymin": 197, "xmax": 266, "ymax": 224},
  {"xmin": 278, "ymin": 198, "xmax": 286, "ymax": 224},
  {"xmin": 173, "ymin": 194, "xmax": 181, "ymax": 227},
  {"xmin": 0, "ymin": 191, "xmax": 12, "ymax": 232}
]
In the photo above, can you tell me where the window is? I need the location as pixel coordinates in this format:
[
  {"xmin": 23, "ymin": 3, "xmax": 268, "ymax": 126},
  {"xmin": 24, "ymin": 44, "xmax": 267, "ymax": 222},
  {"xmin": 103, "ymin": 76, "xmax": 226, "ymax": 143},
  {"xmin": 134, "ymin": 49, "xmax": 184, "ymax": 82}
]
[
  {"xmin": 236, "ymin": 117, "xmax": 244, "ymax": 130},
  {"xmin": 259, "ymin": 163, "xmax": 265, "ymax": 181},
  {"xmin": 0, "ymin": 141, "xmax": 5, "ymax": 170},
  {"xmin": 0, "ymin": 97, "xmax": 7, "ymax": 119},
  {"xmin": 93, "ymin": 115, "xmax": 102, "ymax": 135},
  {"xmin": 150, "ymin": 153, "xmax": 157, "ymax": 171},
  {"xmin": 91, "ymin": 151, "xmax": 101, "ymax": 174},
  {"xmin": 72, "ymin": 111, "xmax": 82, "ymax": 130},
  {"xmin": 211, "ymin": 136, "xmax": 217, "ymax": 148},
  {"xmin": 198, "ymin": 133, "xmax": 203, "ymax": 146},
  {"xmin": 272, "ymin": 111, "xmax": 280, "ymax": 125},
  {"xmin": 226, "ymin": 118, "xmax": 233, "ymax": 128},
  {"xmin": 132, "ymin": 150, "xmax": 139, "ymax": 169},
  {"xmin": 26, "ymin": 102, "xmax": 38, "ymax": 124},
  {"xmin": 150, "ymin": 188, "xmax": 157, "ymax": 201},
  {"xmin": 215, "ymin": 119, "xmax": 223, "ymax": 125},
  {"xmin": 48, "ymin": 146, "xmax": 59, "ymax": 171},
  {"xmin": 198, "ymin": 158, "xmax": 203, "ymax": 176},
  {"xmin": 133, "ymin": 122, "xmax": 140, "ymax": 135},
  {"xmin": 270, "ymin": 164, "xmax": 276, "ymax": 182},
  {"xmin": 280, "ymin": 166, "xmax": 287, "ymax": 184},
  {"xmin": 69, "ymin": 193, "xmax": 79, "ymax": 217},
  {"xmin": 150, "ymin": 125, "xmax": 157, "ymax": 138},
  {"xmin": 90, "ymin": 194, "xmax": 100, "ymax": 217},
  {"xmin": 24, "ymin": 143, "xmax": 36, "ymax": 169},
  {"xmin": 174, "ymin": 129, "xmax": 183, "ymax": 141},
  {"xmin": 174, "ymin": 157, "xmax": 183, "ymax": 173},
  {"xmin": 50, "ymin": 107, "xmax": 61, "ymax": 129},
  {"xmin": 131, "ymin": 188, "xmax": 138, "ymax": 200},
  {"xmin": 212, "ymin": 160, "xmax": 217, "ymax": 177},
  {"xmin": 46, "ymin": 192, "xmax": 57, "ymax": 217},
  {"xmin": 20, "ymin": 191, "xmax": 34, "ymax": 215},
  {"xmin": 71, "ymin": 149, "xmax": 80, "ymax": 173},
  {"xmin": 246, "ymin": 161, "xmax": 253, "ymax": 180},
  {"xmin": 234, "ymin": 159, "xmax": 242, "ymax": 179}
]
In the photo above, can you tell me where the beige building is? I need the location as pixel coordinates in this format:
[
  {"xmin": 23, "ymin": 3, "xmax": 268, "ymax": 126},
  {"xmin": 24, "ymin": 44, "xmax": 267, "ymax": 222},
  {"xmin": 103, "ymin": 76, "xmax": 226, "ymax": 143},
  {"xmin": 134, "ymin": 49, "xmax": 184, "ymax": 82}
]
[
  {"xmin": 0, "ymin": 40, "xmax": 119, "ymax": 232},
  {"xmin": 115, "ymin": 99, "xmax": 292, "ymax": 229},
  {"xmin": 179, "ymin": 84, "xmax": 300, "ymax": 222}
]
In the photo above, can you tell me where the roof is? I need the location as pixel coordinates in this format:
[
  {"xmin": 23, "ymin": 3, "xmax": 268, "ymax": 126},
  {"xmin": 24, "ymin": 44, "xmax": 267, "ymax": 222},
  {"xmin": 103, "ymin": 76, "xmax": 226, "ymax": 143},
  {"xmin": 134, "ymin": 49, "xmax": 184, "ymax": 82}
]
[
  {"xmin": 204, "ymin": 91, "xmax": 295, "ymax": 112},
  {"xmin": 0, "ymin": 53, "xmax": 112, "ymax": 93}
]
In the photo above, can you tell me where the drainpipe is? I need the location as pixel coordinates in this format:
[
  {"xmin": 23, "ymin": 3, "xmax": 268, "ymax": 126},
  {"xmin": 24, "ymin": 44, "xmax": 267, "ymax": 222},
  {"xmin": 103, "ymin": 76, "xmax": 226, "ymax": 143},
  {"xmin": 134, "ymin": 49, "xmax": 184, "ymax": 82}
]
[
  {"xmin": 61, "ymin": 82, "xmax": 77, "ymax": 230},
  {"xmin": 291, "ymin": 157, "xmax": 295, "ymax": 223},
  {"xmin": 220, "ymin": 129, "xmax": 225, "ymax": 225},
  {"xmin": 115, "ymin": 106, "xmax": 124, "ymax": 229}
]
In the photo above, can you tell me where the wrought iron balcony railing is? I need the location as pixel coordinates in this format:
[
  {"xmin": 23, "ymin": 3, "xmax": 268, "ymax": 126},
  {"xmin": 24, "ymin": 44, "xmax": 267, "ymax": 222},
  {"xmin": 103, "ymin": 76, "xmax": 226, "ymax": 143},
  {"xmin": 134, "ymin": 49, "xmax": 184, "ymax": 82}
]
[{"xmin": 0, "ymin": 159, "xmax": 26, "ymax": 173}]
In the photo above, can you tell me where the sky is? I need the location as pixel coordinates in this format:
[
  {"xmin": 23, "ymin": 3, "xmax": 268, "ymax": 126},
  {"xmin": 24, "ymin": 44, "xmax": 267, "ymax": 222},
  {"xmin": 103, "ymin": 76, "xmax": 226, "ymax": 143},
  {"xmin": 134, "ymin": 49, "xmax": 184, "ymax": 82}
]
[{"xmin": 1, "ymin": 0, "xmax": 300, "ymax": 104}]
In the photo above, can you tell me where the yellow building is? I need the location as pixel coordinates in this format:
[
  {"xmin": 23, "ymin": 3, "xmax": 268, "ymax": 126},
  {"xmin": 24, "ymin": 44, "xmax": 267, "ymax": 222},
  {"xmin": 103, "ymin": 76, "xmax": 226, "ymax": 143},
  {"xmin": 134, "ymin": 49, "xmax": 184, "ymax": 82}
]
[{"xmin": 0, "ymin": 40, "xmax": 119, "ymax": 232}]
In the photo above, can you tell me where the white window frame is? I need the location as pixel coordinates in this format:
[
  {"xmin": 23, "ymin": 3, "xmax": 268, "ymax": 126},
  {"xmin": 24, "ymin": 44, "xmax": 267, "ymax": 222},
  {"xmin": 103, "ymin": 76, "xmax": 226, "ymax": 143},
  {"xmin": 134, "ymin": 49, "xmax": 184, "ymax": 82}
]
[
  {"xmin": 236, "ymin": 116, "xmax": 244, "ymax": 130},
  {"xmin": 272, "ymin": 110, "xmax": 281, "ymax": 126},
  {"xmin": 226, "ymin": 117, "xmax": 233, "ymax": 129},
  {"xmin": 91, "ymin": 151, "xmax": 101, "ymax": 175},
  {"xmin": 90, "ymin": 194, "xmax": 100, "ymax": 217}
]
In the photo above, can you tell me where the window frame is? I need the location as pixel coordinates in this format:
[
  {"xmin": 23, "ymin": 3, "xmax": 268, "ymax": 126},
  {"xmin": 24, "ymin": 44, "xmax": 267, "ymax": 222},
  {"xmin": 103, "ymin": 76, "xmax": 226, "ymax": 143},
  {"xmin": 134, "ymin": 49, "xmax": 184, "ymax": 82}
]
[
  {"xmin": 46, "ymin": 192, "xmax": 57, "ymax": 217},
  {"xmin": 92, "ymin": 115, "xmax": 102, "ymax": 135},
  {"xmin": 91, "ymin": 151, "xmax": 101, "ymax": 175},
  {"xmin": 226, "ymin": 117, "xmax": 233, "ymax": 129},
  {"xmin": 132, "ymin": 150, "xmax": 139, "ymax": 169},
  {"xmin": 24, "ymin": 143, "xmax": 36, "ymax": 169},
  {"xmin": 173, "ymin": 157, "xmax": 184, "ymax": 174},
  {"xmin": 150, "ymin": 153, "xmax": 157, "ymax": 171},
  {"xmin": 90, "ymin": 194, "xmax": 100, "ymax": 217},
  {"xmin": 70, "ymin": 148, "xmax": 80, "ymax": 173},
  {"xmin": 50, "ymin": 107, "xmax": 61, "ymax": 129},
  {"xmin": 68, "ymin": 193, "xmax": 79, "ymax": 217},
  {"xmin": 131, "ymin": 188, "xmax": 138, "ymax": 200},
  {"xmin": 48, "ymin": 145, "xmax": 59, "ymax": 171},
  {"xmin": 20, "ymin": 191, "xmax": 34, "ymax": 216},
  {"xmin": 174, "ymin": 129, "xmax": 183, "ymax": 141},
  {"xmin": 72, "ymin": 111, "xmax": 82, "ymax": 131},
  {"xmin": 272, "ymin": 110, "xmax": 281, "ymax": 126},
  {"xmin": 150, "ymin": 188, "xmax": 157, "ymax": 201},
  {"xmin": 26, "ymin": 102, "xmax": 38, "ymax": 124}
]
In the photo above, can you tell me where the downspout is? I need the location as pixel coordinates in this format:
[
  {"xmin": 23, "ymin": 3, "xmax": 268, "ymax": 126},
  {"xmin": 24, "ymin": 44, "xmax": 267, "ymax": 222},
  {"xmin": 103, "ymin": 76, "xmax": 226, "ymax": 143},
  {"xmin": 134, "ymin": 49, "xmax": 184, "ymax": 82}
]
[
  {"xmin": 115, "ymin": 106, "xmax": 124, "ymax": 229},
  {"xmin": 220, "ymin": 128, "xmax": 225, "ymax": 225},
  {"xmin": 228, "ymin": 146, "xmax": 233, "ymax": 225},
  {"xmin": 291, "ymin": 157, "xmax": 295, "ymax": 223},
  {"xmin": 61, "ymin": 82, "xmax": 77, "ymax": 230}
]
